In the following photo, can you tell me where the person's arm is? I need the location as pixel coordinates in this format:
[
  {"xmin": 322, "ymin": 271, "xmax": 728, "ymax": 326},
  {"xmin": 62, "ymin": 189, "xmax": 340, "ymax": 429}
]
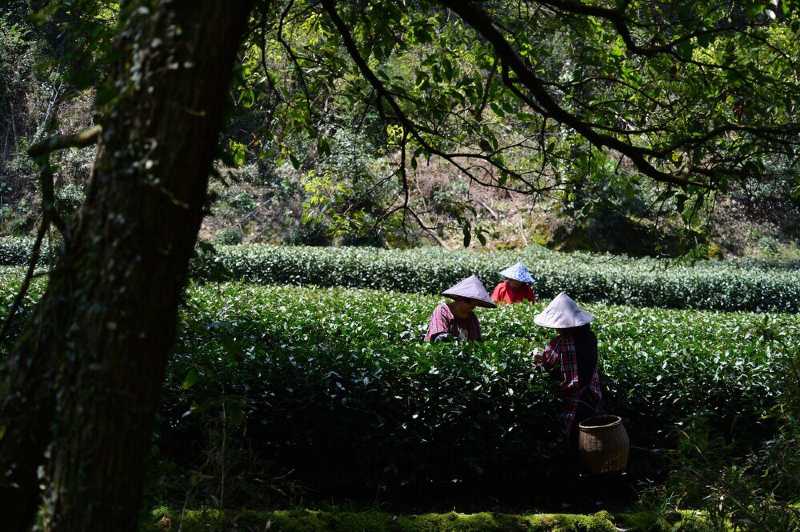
[
  {"xmin": 534, "ymin": 338, "xmax": 559, "ymax": 368},
  {"xmin": 542, "ymin": 339, "xmax": 563, "ymax": 370}
]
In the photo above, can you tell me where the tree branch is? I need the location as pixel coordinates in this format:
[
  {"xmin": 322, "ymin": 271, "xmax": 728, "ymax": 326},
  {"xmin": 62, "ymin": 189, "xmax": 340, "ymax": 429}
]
[
  {"xmin": 321, "ymin": 0, "xmax": 545, "ymax": 195},
  {"xmin": 27, "ymin": 125, "xmax": 101, "ymax": 158},
  {"xmin": 440, "ymin": 0, "xmax": 707, "ymax": 188}
]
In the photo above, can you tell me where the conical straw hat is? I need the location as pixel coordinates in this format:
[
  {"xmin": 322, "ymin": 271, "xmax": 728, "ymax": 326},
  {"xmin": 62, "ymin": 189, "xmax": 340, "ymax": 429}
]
[
  {"xmin": 499, "ymin": 262, "xmax": 535, "ymax": 284},
  {"xmin": 442, "ymin": 275, "xmax": 496, "ymax": 308},
  {"xmin": 534, "ymin": 292, "xmax": 594, "ymax": 328}
]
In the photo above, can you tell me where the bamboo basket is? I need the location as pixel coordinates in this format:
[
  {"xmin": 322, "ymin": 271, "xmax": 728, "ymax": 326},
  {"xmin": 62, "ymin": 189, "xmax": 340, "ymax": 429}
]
[{"xmin": 578, "ymin": 414, "xmax": 629, "ymax": 474}]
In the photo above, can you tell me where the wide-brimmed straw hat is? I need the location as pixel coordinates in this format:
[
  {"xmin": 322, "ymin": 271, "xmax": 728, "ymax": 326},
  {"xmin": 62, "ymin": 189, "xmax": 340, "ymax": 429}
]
[
  {"xmin": 534, "ymin": 292, "xmax": 593, "ymax": 328},
  {"xmin": 442, "ymin": 275, "xmax": 496, "ymax": 308},
  {"xmin": 499, "ymin": 262, "xmax": 535, "ymax": 284}
]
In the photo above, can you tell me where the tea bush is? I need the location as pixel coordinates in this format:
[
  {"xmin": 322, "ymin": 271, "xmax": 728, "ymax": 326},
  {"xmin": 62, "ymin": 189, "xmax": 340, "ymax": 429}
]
[
  {"xmin": 157, "ymin": 283, "xmax": 796, "ymax": 497},
  {"xmin": 0, "ymin": 236, "xmax": 50, "ymax": 266},
  {"xmin": 189, "ymin": 245, "xmax": 800, "ymax": 312},
  {"xmin": 2, "ymin": 269, "xmax": 795, "ymax": 501},
  {"xmin": 4, "ymin": 238, "xmax": 799, "ymax": 311}
]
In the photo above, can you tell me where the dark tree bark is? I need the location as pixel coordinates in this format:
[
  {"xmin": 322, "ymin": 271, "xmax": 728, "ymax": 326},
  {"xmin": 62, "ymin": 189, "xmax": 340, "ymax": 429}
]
[{"xmin": 0, "ymin": 2, "xmax": 254, "ymax": 531}]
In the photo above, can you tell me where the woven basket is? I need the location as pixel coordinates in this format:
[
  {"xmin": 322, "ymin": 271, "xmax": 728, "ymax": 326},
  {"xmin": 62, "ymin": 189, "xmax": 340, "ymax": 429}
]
[{"xmin": 578, "ymin": 414, "xmax": 629, "ymax": 474}]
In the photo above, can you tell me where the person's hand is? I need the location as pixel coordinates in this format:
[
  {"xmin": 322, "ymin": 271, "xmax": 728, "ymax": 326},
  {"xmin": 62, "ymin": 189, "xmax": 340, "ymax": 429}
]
[{"xmin": 531, "ymin": 349, "xmax": 543, "ymax": 366}]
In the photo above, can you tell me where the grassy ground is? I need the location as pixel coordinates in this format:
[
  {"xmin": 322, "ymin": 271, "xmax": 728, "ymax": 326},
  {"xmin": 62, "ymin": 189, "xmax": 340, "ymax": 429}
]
[{"xmin": 142, "ymin": 507, "xmax": 717, "ymax": 531}]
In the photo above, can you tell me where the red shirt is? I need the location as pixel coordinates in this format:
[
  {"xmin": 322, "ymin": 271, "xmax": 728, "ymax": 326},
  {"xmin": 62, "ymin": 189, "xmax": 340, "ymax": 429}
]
[{"xmin": 491, "ymin": 280, "xmax": 536, "ymax": 304}]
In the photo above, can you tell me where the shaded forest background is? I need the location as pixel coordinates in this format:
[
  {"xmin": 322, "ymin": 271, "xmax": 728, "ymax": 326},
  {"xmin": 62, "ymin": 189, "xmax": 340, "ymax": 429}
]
[{"xmin": 2, "ymin": 1, "xmax": 799, "ymax": 258}]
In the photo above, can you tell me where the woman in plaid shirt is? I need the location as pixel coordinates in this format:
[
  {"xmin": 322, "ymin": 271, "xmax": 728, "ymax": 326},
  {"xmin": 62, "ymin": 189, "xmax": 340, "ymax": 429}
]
[{"xmin": 532, "ymin": 293, "xmax": 603, "ymax": 442}]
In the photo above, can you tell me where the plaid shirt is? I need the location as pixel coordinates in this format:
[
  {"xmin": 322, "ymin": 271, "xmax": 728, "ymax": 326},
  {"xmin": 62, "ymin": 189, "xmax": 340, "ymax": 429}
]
[{"xmin": 540, "ymin": 335, "xmax": 602, "ymax": 434}]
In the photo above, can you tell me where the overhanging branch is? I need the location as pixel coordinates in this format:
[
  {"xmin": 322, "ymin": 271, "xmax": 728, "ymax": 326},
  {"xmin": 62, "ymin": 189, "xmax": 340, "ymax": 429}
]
[
  {"xmin": 321, "ymin": 0, "xmax": 544, "ymax": 195},
  {"xmin": 27, "ymin": 125, "xmax": 101, "ymax": 158},
  {"xmin": 439, "ymin": 0, "xmax": 707, "ymax": 188}
]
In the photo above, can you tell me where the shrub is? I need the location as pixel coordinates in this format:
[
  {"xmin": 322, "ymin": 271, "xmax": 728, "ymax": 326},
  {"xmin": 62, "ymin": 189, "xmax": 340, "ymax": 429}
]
[
  {"xmin": 189, "ymin": 244, "xmax": 800, "ymax": 312},
  {"xmin": 1, "ymin": 270, "xmax": 793, "ymax": 506},
  {"xmin": 214, "ymin": 227, "xmax": 244, "ymax": 246},
  {"xmin": 0, "ymin": 236, "xmax": 53, "ymax": 266},
  {"xmin": 5, "ymin": 239, "xmax": 799, "ymax": 312},
  {"xmin": 158, "ymin": 283, "xmax": 793, "ymax": 500}
]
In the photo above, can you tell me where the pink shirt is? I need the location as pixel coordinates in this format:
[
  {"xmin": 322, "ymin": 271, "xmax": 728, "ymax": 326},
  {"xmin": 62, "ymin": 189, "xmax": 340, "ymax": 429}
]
[{"xmin": 424, "ymin": 302, "xmax": 481, "ymax": 341}]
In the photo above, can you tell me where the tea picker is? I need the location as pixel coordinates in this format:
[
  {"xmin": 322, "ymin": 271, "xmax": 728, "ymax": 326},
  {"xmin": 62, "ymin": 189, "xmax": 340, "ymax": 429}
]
[
  {"xmin": 532, "ymin": 293, "xmax": 629, "ymax": 476},
  {"xmin": 491, "ymin": 262, "xmax": 537, "ymax": 304},
  {"xmin": 424, "ymin": 275, "xmax": 495, "ymax": 342}
]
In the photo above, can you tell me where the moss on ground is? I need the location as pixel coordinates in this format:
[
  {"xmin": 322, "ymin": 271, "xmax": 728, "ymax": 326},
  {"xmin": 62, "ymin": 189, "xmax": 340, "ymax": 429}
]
[{"xmin": 143, "ymin": 507, "xmax": 718, "ymax": 531}]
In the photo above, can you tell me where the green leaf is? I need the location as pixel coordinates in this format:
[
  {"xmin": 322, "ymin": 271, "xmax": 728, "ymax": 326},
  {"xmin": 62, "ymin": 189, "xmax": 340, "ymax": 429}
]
[
  {"xmin": 182, "ymin": 367, "xmax": 200, "ymax": 390},
  {"xmin": 318, "ymin": 137, "xmax": 331, "ymax": 156},
  {"xmin": 489, "ymin": 102, "xmax": 505, "ymax": 118},
  {"xmin": 229, "ymin": 140, "xmax": 246, "ymax": 168}
]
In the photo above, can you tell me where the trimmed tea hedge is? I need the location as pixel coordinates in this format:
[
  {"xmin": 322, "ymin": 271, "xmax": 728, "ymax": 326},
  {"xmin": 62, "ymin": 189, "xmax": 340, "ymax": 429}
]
[
  {"xmin": 190, "ymin": 245, "xmax": 800, "ymax": 312},
  {"xmin": 2, "ymin": 269, "xmax": 796, "ymax": 499},
  {"xmin": 0, "ymin": 236, "xmax": 52, "ymax": 267},
  {"xmin": 3, "ymin": 237, "xmax": 799, "ymax": 311},
  {"xmin": 158, "ymin": 283, "xmax": 796, "ymax": 496}
]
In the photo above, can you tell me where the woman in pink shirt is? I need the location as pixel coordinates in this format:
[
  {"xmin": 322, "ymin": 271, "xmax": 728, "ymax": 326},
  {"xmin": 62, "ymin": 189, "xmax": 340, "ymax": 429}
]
[{"xmin": 425, "ymin": 275, "xmax": 495, "ymax": 342}]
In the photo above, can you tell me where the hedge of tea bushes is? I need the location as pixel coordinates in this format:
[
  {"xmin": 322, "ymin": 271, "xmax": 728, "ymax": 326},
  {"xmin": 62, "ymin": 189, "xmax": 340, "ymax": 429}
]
[
  {"xmin": 157, "ymin": 282, "xmax": 796, "ymax": 495},
  {"xmin": 3, "ymin": 237, "xmax": 800, "ymax": 311},
  {"xmin": 188, "ymin": 244, "xmax": 800, "ymax": 312},
  {"xmin": 1, "ymin": 269, "xmax": 795, "ymax": 496},
  {"xmin": 0, "ymin": 266, "xmax": 45, "ymax": 351}
]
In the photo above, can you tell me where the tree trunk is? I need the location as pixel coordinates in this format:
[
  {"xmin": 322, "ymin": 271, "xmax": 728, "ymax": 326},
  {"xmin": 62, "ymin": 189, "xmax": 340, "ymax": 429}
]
[{"xmin": 0, "ymin": 2, "xmax": 254, "ymax": 531}]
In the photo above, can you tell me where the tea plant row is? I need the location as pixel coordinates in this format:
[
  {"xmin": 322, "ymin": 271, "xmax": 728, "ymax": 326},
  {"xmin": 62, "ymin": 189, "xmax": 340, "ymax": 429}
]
[
  {"xmin": 3, "ymin": 237, "xmax": 798, "ymax": 311},
  {"xmin": 190, "ymin": 244, "xmax": 800, "ymax": 312},
  {"xmin": 2, "ymin": 268, "xmax": 795, "ymax": 493},
  {"xmin": 160, "ymin": 282, "xmax": 796, "ymax": 493}
]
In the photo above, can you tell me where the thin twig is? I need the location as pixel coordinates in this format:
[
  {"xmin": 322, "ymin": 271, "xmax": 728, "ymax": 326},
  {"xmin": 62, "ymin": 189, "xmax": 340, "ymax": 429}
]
[{"xmin": 0, "ymin": 217, "xmax": 48, "ymax": 345}]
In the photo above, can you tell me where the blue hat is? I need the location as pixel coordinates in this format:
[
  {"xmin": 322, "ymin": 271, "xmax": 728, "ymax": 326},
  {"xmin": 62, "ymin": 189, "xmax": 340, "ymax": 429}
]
[{"xmin": 499, "ymin": 262, "xmax": 535, "ymax": 284}]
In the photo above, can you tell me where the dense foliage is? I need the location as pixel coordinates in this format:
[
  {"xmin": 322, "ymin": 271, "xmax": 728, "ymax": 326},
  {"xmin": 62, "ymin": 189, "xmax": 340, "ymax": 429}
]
[
  {"xmin": 154, "ymin": 282, "xmax": 794, "ymax": 500},
  {"xmin": 191, "ymin": 244, "xmax": 800, "ymax": 312},
  {"xmin": 5, "ymin": 237, "xmax": 800, "ymax": 311},
  {"xmin": 2, "ymin": 267, "xmax": 796, "ymax": 512}
]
